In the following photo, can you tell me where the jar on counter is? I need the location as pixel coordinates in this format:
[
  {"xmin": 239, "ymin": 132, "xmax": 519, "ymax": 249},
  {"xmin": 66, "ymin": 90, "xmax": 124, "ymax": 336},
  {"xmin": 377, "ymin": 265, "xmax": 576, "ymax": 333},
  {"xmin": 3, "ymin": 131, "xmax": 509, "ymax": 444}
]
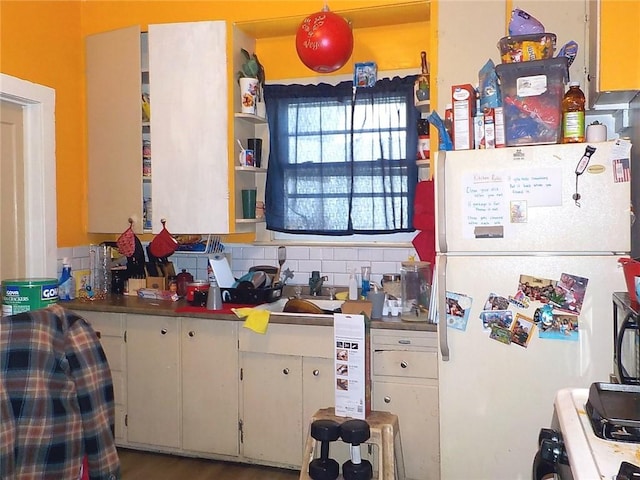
[
  {"xmin": 176, "ymin": 269, "xmax": 194, "ymax": 298},
  {"xmin": 400, "ymin": 261, "xmax": 431, "ymax": 322},
  {"xmin": 381, "ymin": 273, "xmax": 401, "ymax": 299}
]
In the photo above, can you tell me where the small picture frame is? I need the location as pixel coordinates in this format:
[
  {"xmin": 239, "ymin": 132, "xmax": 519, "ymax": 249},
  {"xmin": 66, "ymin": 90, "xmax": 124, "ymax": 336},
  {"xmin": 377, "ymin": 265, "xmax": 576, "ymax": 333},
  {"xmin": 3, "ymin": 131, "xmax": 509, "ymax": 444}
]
[
  {"xmin": 73, "ymin": 269, "xmax": 91, "ymax": 298},
  {"xmin": 510, "ymin": 313, "xmax": 535, "ymax": 348}
]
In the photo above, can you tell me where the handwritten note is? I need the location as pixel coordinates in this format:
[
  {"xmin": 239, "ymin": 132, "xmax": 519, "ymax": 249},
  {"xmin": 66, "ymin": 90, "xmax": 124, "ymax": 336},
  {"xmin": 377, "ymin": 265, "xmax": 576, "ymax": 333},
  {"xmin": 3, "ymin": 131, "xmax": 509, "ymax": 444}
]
[
  {"xmin": 462, "ymin": 172, "xmax": 508, "ymax": 238},
  {"xmin": 462, "ymin": 168, "xmax": 561, "ymax": 238},
  {"xmin": 508, "ymin": 168, "xmax": 561, "ymax": 207}
]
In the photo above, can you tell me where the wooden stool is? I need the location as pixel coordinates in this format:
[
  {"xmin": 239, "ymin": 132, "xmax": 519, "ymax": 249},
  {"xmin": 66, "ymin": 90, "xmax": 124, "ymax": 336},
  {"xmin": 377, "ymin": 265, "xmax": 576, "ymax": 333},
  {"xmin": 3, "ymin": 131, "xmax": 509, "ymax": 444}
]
[{"xmin": 300, "ymin": 408, "xmax": 405, "ymax": 480}]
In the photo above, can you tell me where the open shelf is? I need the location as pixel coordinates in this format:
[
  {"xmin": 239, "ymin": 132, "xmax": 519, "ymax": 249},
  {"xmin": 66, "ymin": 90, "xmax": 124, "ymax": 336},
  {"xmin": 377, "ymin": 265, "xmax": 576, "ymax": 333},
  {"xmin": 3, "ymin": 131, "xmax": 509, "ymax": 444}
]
[
  {"xmin": 234, "ymin": 1, "xmax": 430, "ymax": 39},
  {"xmin": 234, "ymin": 112, "xmax": 267, "ymax": 124}
]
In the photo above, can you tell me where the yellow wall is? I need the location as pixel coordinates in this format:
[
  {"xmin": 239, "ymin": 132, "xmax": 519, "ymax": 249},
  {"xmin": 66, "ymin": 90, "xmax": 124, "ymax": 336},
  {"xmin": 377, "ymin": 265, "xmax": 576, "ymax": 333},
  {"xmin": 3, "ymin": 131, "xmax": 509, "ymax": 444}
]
[
  {"xmin": 1, "ymin": 0, "xmax": 85, "ymax": 247},
  {"xmin": 600, "ymin": 0, "xmax": 640, "ymax": 91},
  {"xmin": 1, "ymin": 0, "xmax": 429, "ymax": 247}
]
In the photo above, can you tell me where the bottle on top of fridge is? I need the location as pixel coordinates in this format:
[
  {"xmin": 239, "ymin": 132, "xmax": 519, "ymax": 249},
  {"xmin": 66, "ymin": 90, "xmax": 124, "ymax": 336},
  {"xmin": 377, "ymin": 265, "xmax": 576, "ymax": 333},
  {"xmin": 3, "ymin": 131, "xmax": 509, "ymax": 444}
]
[{"xmin": 561, "ymin": 81, "xmax": 585, "ymax": 143}]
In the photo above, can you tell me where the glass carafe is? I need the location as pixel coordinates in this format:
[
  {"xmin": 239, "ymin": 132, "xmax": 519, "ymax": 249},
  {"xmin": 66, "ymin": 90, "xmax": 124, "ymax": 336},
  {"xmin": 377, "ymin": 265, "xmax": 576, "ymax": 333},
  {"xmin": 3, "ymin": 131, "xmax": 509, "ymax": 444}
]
[
  {"xmin": 400, "ymin": 261, "xmax": 431, "ymax": 321},
  {"xmin": 89, "ymin": 243, "xmax": 110, "ymax": 298}
]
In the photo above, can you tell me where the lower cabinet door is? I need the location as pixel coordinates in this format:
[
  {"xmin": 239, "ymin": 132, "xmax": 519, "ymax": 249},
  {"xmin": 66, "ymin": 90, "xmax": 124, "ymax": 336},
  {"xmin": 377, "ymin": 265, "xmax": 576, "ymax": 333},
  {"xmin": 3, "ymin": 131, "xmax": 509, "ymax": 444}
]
[
  {"xmin": 181, "ymin": 318, "xmax": 239, "ymax": 455},
  {"xmin": 126, "ymin": 314, "xmax": 180, "ymax": 448},
  {"xmin": 373, "ymin": 381, "xmax": 440, "ymax": 480},
  {"xmin": 240, "ymin": 352, "xmax": 303, "ymax": 467}
]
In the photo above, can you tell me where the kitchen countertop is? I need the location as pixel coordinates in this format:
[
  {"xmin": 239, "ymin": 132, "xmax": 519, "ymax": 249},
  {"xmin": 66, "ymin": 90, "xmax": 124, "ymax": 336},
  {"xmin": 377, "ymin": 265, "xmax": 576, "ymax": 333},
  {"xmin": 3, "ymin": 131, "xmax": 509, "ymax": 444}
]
[{"xmin": 65, "ymin": 295, "xmax": 436, "ymax": 332}]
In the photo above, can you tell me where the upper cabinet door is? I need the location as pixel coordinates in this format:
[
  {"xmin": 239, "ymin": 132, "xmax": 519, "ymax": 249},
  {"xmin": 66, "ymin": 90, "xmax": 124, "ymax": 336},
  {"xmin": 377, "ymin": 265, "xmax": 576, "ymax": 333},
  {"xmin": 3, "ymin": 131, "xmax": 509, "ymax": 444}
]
[
  {"xmin": 598, "ymin": 0, "xmax": 640, "ymax": 92},
  {"xmin": 149, "ymin": 21, "xmax": 230, "ymax": 234},
  {"xmin": 86, "ymin": 25, "xmax": 144, "ymax": 234}
]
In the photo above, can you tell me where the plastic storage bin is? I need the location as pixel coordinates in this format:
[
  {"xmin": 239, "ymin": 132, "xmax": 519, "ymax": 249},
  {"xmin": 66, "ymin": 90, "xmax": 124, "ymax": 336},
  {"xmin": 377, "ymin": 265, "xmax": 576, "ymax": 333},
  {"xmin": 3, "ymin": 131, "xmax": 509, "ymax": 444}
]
[
  {"xmin": 495, "ymin": 57, "xmax": 569, "ymax": 146},
  {"xmin": 497, "ymin": 33, "xmax": 557, "ymax": 63}
]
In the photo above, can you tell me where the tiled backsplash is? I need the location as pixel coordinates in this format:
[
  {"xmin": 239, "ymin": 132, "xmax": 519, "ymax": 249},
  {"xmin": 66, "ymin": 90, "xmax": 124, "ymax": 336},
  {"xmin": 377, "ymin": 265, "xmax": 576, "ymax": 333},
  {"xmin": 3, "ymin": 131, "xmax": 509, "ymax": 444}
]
[{"xmin": 57, "ymin": 244, "xmax": 419, "ymax": 289}]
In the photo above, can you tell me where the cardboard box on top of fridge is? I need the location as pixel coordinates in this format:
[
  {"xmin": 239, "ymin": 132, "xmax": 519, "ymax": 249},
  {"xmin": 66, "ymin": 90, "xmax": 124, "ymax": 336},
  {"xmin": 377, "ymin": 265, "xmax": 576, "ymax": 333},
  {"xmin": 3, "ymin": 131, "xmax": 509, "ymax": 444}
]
[
  {"xmin": 495, "ymin": 57, "xmax": 568, "ymax": 146},
  {"xmin": 452, "ymin": 84, "xmax": 477, "ymax": 150},
  {"xmin": 494, "ymin": 106, "xmax": 506, "ymax": 147}
]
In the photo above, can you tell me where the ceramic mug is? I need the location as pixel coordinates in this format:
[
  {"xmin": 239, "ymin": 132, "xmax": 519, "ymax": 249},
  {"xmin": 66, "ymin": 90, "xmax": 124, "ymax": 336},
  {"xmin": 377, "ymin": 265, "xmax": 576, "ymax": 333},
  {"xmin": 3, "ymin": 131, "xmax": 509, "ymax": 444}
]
[{"xmin": 238, "ymin": 149, "xmax": 254, "ymax": 167}]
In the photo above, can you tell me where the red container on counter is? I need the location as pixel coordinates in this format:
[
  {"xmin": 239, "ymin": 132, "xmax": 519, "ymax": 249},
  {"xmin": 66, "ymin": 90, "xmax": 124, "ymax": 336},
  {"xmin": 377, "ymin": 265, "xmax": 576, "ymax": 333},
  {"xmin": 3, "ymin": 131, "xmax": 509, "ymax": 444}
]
[
  {"xmin": 185, "ymin": 281, "xmax": 209, "ymax": 304},
  {"xmin": 176, "ymin": 269, "xmax": 194, "ymax": 297}
]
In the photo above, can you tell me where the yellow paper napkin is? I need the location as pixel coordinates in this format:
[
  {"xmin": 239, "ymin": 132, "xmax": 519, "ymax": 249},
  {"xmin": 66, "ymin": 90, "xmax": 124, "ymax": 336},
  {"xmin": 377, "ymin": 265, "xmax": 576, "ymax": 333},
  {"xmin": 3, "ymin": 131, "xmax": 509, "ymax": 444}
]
[{"xmin": 232, "ymin": 307, "xmax": 270, "ymax": 334}]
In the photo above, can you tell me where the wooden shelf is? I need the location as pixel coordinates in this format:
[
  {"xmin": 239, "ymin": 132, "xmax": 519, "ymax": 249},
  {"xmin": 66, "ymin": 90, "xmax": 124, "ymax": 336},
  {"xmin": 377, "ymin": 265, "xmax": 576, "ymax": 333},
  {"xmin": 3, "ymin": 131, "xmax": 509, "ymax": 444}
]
[
  {"xmin": 235, "ymin": 166, "xmax": 267, "ymax": 173},
  {"xmin": 234, "ymin": 112, "xmax": 267, "ymax": 124},
  {"xmin": 236, "ymin": 218, "xmax": 265, "ymax": 224},
  {"xmin": 415, "ymin": 99, "xmax": 430, "ymax": 113},
  {"xmin": 234, "ymin": 1, "xmax": 430, "ymax": 39}
]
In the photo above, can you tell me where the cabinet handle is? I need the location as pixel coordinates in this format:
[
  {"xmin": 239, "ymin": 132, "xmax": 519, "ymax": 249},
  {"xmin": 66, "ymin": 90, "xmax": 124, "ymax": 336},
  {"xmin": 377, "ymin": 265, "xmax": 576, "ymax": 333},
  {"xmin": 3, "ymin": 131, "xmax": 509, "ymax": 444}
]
[
  {"xmin": 161, "ymin": 328, "xmax": 168, "ymax": 335},
  {"xmin": 384, "ymin": 396, "xmax": 391, "ymax": 404},
  {"xmin": 188, "ymin": 331, "xmax": 195, "ymax": 337},
  {"xmin": 313, "ymin": 369, "xmax": 320, "ymax": 376},
  {"xmin": 282, "ymin": 368, "xmax": 290, "ymax": 375},
  {"xmin": 400, "ymin": 361, "xmax": 408, "ymax": 368},
  {"xmin": 398, "ymin": 339, "xmax": 411, "ymax": 345}
]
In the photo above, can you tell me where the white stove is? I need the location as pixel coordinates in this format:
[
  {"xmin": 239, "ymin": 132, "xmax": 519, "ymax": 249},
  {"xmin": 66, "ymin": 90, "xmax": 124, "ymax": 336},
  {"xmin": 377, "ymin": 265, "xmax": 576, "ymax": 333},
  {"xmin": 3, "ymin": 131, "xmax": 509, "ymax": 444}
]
[{"xmin": 553, "ymin": 388, "xmax": 640, "ymax": 479}]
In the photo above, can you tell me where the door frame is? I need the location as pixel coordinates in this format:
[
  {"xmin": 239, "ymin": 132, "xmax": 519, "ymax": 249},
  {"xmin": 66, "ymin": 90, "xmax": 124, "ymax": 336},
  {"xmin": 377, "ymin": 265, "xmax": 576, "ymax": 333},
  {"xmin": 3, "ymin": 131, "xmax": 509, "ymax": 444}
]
[{"xmin": 0, "ymin": 74, "xmax": 57, "ymax": 278}]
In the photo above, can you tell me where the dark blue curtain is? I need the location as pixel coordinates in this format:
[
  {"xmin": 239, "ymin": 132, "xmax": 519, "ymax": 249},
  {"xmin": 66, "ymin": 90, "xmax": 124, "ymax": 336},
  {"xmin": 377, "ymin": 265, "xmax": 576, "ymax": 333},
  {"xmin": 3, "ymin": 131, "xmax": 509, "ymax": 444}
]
[{"xmin": 264, "ymin": 76, "xmax": 418, "ymax": 235}]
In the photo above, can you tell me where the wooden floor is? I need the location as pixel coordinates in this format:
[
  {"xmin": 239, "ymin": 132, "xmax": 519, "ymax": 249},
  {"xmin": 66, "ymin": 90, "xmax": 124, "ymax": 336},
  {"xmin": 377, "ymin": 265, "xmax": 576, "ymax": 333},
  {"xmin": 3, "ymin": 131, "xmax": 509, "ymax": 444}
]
[{"xmin": 118, "ymin": 448, "xmax": 300, "ymax": 480}]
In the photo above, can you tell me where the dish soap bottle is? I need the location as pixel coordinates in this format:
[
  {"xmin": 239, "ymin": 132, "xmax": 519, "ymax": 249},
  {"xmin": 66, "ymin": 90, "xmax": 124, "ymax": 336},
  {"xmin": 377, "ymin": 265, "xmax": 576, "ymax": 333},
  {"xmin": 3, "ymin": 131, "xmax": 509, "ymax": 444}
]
[
  {"xmin": 348, "ymin": 269, "xmax": 358, "ymax": 300},
  {"xmin": 58, "ymin": 258, "xmax": 76, "ymax": 301},
  {"xmin": 562, "ymin": 81, "xmax": 585, "ymax": 143}
]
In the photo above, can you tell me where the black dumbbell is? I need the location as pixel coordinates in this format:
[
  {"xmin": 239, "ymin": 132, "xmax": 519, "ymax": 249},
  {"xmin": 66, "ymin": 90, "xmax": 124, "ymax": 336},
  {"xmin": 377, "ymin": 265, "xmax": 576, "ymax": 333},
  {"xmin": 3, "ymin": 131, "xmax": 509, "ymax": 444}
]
[
  {"xmin": 340, "ymin": 419, "xmax": 373, "ymax": 480},
  {"xmin": 308, "ymin": 419, "xmax": 341, "ymax": 480}
]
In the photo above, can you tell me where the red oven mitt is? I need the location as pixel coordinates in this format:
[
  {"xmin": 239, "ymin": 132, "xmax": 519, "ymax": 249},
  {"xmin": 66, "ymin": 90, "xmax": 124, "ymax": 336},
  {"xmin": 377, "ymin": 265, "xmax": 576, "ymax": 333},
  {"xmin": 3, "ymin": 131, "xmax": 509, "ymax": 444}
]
[
  {"xmin": 116, "ymin": 225, "xmax": 136, "ymax": 257},
  {"xmin": 149, "ymin": 220, "xmax": 178, "ymax": 258}
]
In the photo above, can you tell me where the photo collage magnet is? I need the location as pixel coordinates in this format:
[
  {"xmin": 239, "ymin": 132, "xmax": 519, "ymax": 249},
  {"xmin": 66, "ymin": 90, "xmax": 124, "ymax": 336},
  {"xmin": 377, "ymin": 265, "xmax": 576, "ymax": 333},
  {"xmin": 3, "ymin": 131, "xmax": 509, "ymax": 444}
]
[{"xmin": 468, "ymin": 271, "xmax": 588, "ymax": 348}]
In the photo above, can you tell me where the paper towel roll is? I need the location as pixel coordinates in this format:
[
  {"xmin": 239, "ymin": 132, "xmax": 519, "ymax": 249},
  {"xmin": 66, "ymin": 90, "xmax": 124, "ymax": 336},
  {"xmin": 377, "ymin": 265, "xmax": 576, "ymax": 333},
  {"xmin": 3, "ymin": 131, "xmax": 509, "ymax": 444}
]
[{"xmin": 586, "ymin": 123, "xmax": 607, "ymax": 142}]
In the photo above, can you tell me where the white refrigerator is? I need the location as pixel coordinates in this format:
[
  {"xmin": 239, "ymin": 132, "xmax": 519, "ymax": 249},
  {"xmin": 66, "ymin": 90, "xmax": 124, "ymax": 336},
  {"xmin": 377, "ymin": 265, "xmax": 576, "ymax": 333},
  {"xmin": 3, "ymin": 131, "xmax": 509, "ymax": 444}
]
[{"xmin": 434, "ymin": 140, "xmax": 632, "ymax": 479}]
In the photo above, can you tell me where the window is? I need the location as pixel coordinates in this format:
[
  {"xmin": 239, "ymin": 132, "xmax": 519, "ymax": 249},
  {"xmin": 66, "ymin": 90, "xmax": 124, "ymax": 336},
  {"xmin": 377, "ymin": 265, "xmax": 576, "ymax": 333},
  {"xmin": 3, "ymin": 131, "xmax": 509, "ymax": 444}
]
[{"xmin": 264, "ymin": 76, "xmax": 419, "ymax": 236}]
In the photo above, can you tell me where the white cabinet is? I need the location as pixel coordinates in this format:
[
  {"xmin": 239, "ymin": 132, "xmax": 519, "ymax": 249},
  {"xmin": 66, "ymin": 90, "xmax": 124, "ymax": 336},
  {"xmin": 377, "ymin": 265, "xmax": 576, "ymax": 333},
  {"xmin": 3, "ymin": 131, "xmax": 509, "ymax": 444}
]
[
  {"xmin": 126, "ymin": 314, "xmax": 181, "ymax": 448},
  {"xmin": 86, "ymin": 25, "xmax": 146, "ymax": 234},
  {"xmin": 149, "ymin": 21, "xmax": 229, "ymax": 234},
  {"xmin": 514, "ymin": 1, "xmax": 588, "ymax": 92},
  {"xmin": 86, "ymin": 21, "xmax": 229, "ymax": 234},
  {"xmin": 79, "ymin": 310, "xmax": 128, "ymax": 445},
  {"xmin": 126, "ymin": 314, "xmax": 240, "ymax": 457},
  {"xmin": 240, "ymin": 351, "xmax": 303, "ymax": 466},
  {"xmin": 371, "ymin": 329, "xmax": 440, "ymax": 480},
  {"xmin": 181, "ymin": 317, "xmax": 239, "ymax": 456},
  {"xmin": 239, "ymin": 324, "xmax": 334, "ymax": 468}
]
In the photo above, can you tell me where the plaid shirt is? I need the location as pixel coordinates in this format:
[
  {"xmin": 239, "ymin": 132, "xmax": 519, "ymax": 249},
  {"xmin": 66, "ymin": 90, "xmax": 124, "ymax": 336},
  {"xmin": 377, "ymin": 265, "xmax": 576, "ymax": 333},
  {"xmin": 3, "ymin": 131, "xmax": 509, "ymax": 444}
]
[{"xmin": 1, "ymin": 305, "xmax": 120, "ymax": 479}]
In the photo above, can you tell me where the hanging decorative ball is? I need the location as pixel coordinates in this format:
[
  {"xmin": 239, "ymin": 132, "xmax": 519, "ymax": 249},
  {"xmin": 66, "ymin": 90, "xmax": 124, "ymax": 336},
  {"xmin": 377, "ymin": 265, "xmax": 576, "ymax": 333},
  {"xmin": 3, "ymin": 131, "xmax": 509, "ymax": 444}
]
[{"xmin": 295, "ymin": 7, "xmax": 354, "ymax": 73}]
